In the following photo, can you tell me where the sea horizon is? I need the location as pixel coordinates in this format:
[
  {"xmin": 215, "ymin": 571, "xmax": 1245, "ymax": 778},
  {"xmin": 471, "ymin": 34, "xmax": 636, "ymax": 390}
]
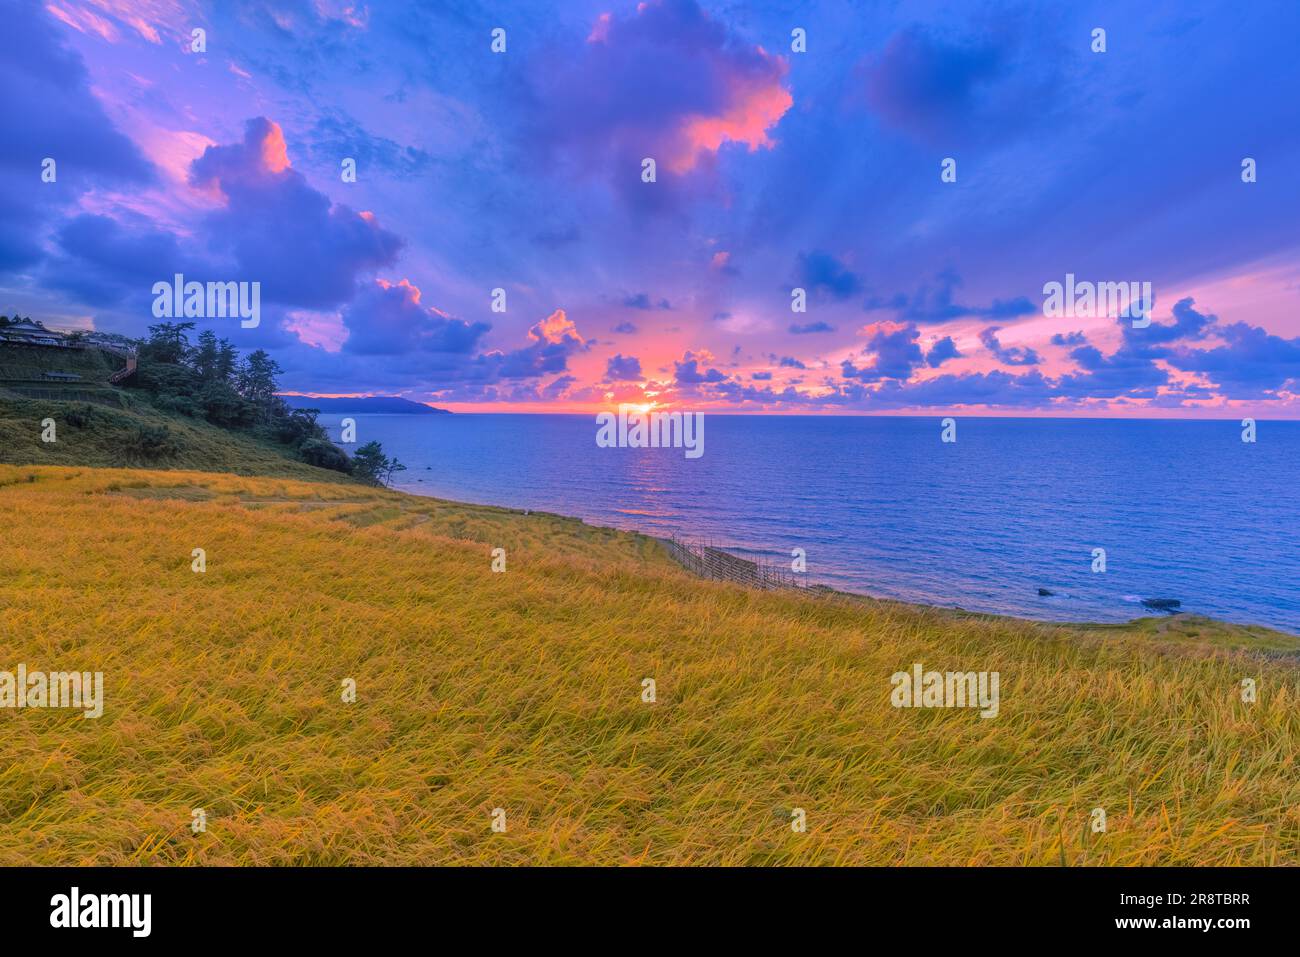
[{"xmin": 289, "ymin": 400, "xmax": 1300, "ymax": 422}]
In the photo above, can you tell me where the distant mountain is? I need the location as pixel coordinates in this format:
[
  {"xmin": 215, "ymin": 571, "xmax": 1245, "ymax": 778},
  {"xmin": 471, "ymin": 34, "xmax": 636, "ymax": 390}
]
[{"xmin": 282, "ymin": 395, "xmax": 450, "ymax": 415}]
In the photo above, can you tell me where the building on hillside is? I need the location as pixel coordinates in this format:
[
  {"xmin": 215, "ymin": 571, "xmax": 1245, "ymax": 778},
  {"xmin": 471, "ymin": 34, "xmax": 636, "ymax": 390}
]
[
  {"xmin": 0, "ymin": 319, "xmax": 66, "ymax": 347},
  {"xmin": 0, "ymin": 318, "xmax": 137, "ymax": 388}
]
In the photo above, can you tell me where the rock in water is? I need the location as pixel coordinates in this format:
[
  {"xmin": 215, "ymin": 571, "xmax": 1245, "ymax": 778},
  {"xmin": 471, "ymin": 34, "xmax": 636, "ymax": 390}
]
[
  {"xmin": 1037, "ymin": 588, "xmax": 1055, "ymax": 597},
  {"xmin": 1141, "ymin": 598, "xmax": 1181, "ymax": 612}
]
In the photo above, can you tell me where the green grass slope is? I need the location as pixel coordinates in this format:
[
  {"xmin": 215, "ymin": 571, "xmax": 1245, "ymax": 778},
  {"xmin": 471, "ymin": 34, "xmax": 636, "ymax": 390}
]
[
  {"xmin": 0, "ymin": 392, "xmax": 352, "ymax": 482},
  {"xmin": 0, "ymin": 343, "xmax": 116, "ymax": 383}
]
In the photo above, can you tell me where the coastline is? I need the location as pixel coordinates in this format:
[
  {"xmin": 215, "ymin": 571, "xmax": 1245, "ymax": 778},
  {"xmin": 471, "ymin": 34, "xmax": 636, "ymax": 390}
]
[
  {"xmin": 378, "ymin": 473, "xmax": 1298, "ymax": 642},
  {"xmin": 383, "ymin": 470, "xmax": 1300, "ymax": 647},
  {"xmin": 336, "ymin": 412, "xmax": 1300, "ymax": 636}
]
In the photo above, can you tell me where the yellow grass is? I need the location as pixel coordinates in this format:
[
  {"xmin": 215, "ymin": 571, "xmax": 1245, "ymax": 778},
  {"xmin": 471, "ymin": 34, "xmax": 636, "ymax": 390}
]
[{"xmin": 1, "ymin": 464, "xmax": 1297, "ymax": 865}]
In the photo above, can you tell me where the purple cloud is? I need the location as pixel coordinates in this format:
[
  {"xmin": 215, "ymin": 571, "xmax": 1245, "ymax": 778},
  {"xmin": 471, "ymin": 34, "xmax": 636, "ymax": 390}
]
[
  {"xmin": 1167, "ymin": 320, "xmax": 1300, "ymax": 396},
  {"xmin": 189, "ymin": 117, "xmax": 403, "ymax": 309},
  {"xmin": 797, "ymin": 251, "xmax": 862, "ymax": 300},
  {"xmin": 925, "ymin": 335, "xmax": 962, "ymax": 367},
  {"xmin": 490, "ymin": 309, "xmax": 589, "ymax": 379},
  {"xmin": 843, "ymin": 321, "xmax": 924, "ymax": 381},
  {"xmin": 863, "ymin": 26, "xmax": 1003, "ymax": 139},
  {"xmin": 865, "ymin": 269, "xmax": 1036, "ymax": 324},
  {"xmin": 789, "ymin": 321, "xmax": 836, "ymax": 334},
  {"xmin": 341, "ymin": 279, "xmax": 489, "ymax": 356},
  {"xmin": 0, "ymin": 1, "xmax": 153, "ymax": 273},
  {"xmin": 674, "ymin": 351, "xmax": 728, "ymax": 385},
  {"xmin": 605, "ymin": 353, "xmax": 644, "ymax": 381},
  {"xmin": 530, "ymin": 0, "xmax": 792, "ymax": 200},
  {"xmin": 979, "ymin": 326, "xmax": 1041, "ymax": 366}
]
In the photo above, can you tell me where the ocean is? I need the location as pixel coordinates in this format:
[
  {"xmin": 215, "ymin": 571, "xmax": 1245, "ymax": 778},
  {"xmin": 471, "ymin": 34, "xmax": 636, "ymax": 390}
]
[{"xmin": 318, "ymin": 413, "xmax": 1300, "ymax": 633}]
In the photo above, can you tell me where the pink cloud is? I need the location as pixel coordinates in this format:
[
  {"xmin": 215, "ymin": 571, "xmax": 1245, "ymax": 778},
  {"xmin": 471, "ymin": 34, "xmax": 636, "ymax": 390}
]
[
  {"xmin": 539, "ymin": 0, "xmax": 793, "ymax": 182},
  {"xmin": 285, "ymin": 309, "xmax": 347, "ymax": 353},
  {"xmin": 45, "ymin": 3, "xmax": 120, "ymax": 41},
  {"xmin": 673, "ymin": 51, "xmax": 792, "ymax": 172},
  {"xmin": 528, "ymin": 308, "xmax": 586, "ymax": 347},
  {"xmin": 49, "ymin": 0, "xmax": 187, "ymax": 45}
]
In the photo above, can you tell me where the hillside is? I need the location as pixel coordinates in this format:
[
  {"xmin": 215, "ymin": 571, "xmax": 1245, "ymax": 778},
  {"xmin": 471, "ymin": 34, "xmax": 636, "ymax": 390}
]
[
  {"xmin": 0, "ymin": 392, "xmax": 354, "ymax": 482},
  {"xmin": 281, "ymin": 395, "xmax": 450, "ymax": 415},
  {"xmin": 0, "ymin": 342, "xmax": 119, "ymax": 387},
  {"xmin": 1, "ymin": 464, "xmax": 1296, "ymax": 865}
]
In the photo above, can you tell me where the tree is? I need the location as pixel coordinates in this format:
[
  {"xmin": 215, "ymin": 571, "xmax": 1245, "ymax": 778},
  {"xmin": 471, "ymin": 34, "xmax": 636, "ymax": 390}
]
[
  {"xmin": 350, "ymin": 441, "xmax": 406, "ymax": 487},
  {"xmin": 108, "ymin": 321, "xmax": 351, "ymax": 475},
  {"xmin": 197, "ymin": 380, "xmax": 254, "ymax": 427},
  {"xmin": 236, "ymin": 349, "xmax": 282, "ymax": 422},
  {"xmin": 276, "ymin": 407, "xmax": 323, "ymax": 446},
  {"xmin": 215, "ymin": 338, "xmax": 238, "ymax": 382},
  {"xmin": 144, "ymin": 322, "xmax": 195, "ymax": 365},
  {"xmin": 192, "ymin": 330, "xmax": 221, "ymax": 383}
]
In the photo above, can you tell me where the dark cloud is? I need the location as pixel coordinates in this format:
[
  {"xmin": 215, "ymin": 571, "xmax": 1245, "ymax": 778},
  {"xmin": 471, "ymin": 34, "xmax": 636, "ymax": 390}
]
[
  {"xmin": 622, "ymin": 292, "xmax": 672, "ymax": 310},
  {"xmin": 1025, "ymin": 299, "xmax": 1217, "ymax": 399},
  {"xmin": 865, "ymin": 269, "xmax": 1035, "ymax": 323},
  {"xmin": 797, "ymin": 250, "xmax": 862, "ymax": 300},
  {"xmin": 1050, "ymin": 331, "xmax": 1088, "ymax": 346},
  {"xmin": 605, "ymin": 353, "xmax": 644, "ymax": 381},
  {"xmin": 190, "ymin": 117, "xmax": 404, "ymax": 309},
  {"xmin": 303, "ymin": 111, "xmax": 433, "ymax": 179},
  {"xmin": 1167, "ymin": 320, "xmax": 1300, "ymax": 397},
  {"xmin": 0, "ymin": 1, "xmax": 153, "ymax": 273},
  {"xmin": 979, "ymin": 326, "xmax": 1040, "ymax": 365},
  {"xmin": 842, "ymin": 322, "xmax": 924, "ymax": 381},
  {"xmin": 1056, "ymin": 343, "xmax": 1169, "ymax": 399},
  {"xmin": 674, "ymin": 352, "xmax": 728, "ymax": 385},
  {"xmin": 853, "ymin": 369, "xmax": 1057, "ymax": 409},
  {"xmin": 341, "ymin": 279, "xmax": 489, "ymax": 356},
  {"xmin": 863, "ymin": 26, "xmax": 1004, "ymax": 139},
  {"xmin": 860, "ymin": 20, "xmax": 1060, "ymax": 145},
  {"xmin": 541, "ymin": 374, "xmax": 577, "ymax": 399},
  {"xmin": 528, "ymin": 0, "xmax": 792, "ymax": 204},
  {"xmin": 1045, "ymin": 297, "xmax": 1217, "ymax": 399},
  {"xmin": 281, "ymin": 301, "xmax": 590, "ymax": 393},
  {"xmin": 45, "ymin": 214, "xmax": 185, "ymax": 307},
  {"xmin": 789, "ymin": 321, "xmax": 836, "ymax": 334},
  {"xmin": 1131, "ymin": 297, "xmax": 1216, "ymax": 347},
  {"xmin": 924, "ymin": 335, "xmax": 962, "ymax": 367}
]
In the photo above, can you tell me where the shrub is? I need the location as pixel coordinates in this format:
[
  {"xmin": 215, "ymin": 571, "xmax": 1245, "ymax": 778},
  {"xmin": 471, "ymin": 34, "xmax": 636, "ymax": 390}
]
[
  {"xmin": 124, "ymin": 424, "xmax": 179, "ymax": 459},
  {"xmin": 64, "ymin": 404, "xmax": 96, "ymax": 428},
  {"xmin": 298, "ymin": 438, "xmax": 352, "ymax": 473}
]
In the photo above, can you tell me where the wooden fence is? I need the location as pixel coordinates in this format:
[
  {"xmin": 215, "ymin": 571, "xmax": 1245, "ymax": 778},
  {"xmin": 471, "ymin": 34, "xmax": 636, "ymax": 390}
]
[{"xmin": 662, "ymin": 536, "xmax": 806, "ymax": 591}]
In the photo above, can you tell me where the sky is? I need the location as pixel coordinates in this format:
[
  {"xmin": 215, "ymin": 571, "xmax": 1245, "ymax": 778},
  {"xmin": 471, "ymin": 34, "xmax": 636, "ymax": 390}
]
[{"xmin": 3, "ymin": 0, "xmax": 1300, "ymax": 415}]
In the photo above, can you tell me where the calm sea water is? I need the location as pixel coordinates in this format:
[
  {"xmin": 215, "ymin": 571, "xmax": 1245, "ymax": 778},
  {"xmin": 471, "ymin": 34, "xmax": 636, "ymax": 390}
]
[{"xmin": 319, "ymin": 414, "xmax": 1300, "ymax": 633}]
